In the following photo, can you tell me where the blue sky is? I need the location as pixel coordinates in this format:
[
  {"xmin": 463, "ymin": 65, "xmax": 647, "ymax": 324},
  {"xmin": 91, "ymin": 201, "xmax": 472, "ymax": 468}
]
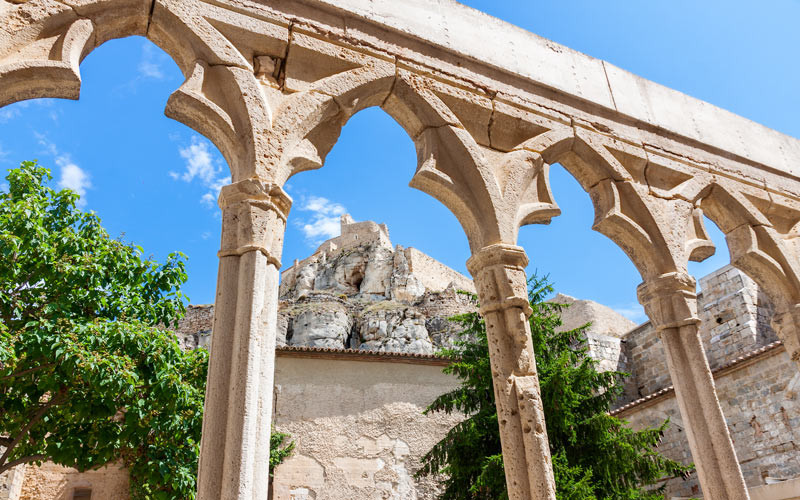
[{"xmin": 1, "ymin": 0, "xmax": 798, "ymax": 322}]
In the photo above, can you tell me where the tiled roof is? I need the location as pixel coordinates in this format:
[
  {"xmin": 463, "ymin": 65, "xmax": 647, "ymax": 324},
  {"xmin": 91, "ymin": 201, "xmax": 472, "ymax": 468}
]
[
  {"xmin": 275, "ymin": 345, "xmax": 452, "ymax": 366},
  {"xmin": 611, "ymin": 340, "xmax": 784, "ymax": 416}
]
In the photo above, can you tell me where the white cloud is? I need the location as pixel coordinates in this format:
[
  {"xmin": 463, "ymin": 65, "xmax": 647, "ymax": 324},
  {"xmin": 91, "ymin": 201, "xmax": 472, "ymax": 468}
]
[
  {"xmin": 0, "ymin": 108, "xmax": 20, "ymax": 123},
  {"xmin": 56, "ymin": 156, "xmax": 91, "ymax": 207},
  {"xmin": 178, "ymin": 138, "xmax": 216, "ymax": 183},
  {"xmin": 34, "ymin": 132, "xmax": 58, "ymax": 156},
  {"xmin": 295, "ymin": 195, "xmax": 347, "ymax": 245},
  {"xmin": 0, "ymin": 183, "xmax": 8, "ymax": 192},
  {"xmin": 172, "ymin": 135, "xmax": 230, "ymax": 208},
  {"xmin": 613, "ymin": 303, "xmax": 647, "ymax": 324},
  {"xmin": 200, "ymin": 192, "xmax": 216, "ymax": 208},
  {"xmin": 138, "ymin": 44, "xmax": 165, "ymax": 79},
  {"xmin": 33, "ymin": 133, "xmax": 91, "ymax": 206},
  {"xmin": 0, "ymin": 101, "xmax": 29, "ymax": 123}
]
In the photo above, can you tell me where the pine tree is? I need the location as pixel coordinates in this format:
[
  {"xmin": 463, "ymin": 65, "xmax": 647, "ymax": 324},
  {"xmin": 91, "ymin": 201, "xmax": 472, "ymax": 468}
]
[{"xmin": 417, "ymin": 275, "xmax": 691, "ymax": 499}]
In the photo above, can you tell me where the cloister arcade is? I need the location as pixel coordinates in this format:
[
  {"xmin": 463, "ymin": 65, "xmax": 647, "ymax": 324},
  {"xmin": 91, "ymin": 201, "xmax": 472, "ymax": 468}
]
[{"xmin": 2, "ymin": 0, "xmax": 800, "ymax": 499}]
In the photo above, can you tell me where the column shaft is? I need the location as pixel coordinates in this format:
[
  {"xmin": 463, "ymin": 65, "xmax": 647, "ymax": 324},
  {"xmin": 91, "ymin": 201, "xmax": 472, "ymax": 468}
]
[
  {"xmin": 639, "ymin": 273, "xmax": 748, "ymax": 500},
  {"xmin": 467, "ymin": 244, "xmax": 556, "ymax": 500},
  {"xmin": 197, "ymin": 180, "xmax": 290, "ymax": 500}
]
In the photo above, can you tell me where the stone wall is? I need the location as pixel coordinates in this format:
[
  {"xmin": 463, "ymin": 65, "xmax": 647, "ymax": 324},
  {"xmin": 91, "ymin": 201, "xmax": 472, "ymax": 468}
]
[
  {"xmin": 617, "ymin": 346, "xmax": 800, "ymax": 498},
  {"xmin": 0, "ymin": 456, "xmax": 24, "ymax": 500},
  {"xmin": 174, "ymin": 303, "xmax": 213, "ymax": 350},
  {"xmin": 271, "ymin": 352, "xmax": 462, "ymax": 499},
  {"xmin": 696, "ymin": 265, "xmax": 778, "ymax": 371},
  {"xmin": 403, "ymin": 247, "xmax": 475, "ymax": 295},
  {"xmin": 618, "ymin": 265, "xmax": 779, "ymax": 405},
  {"xmin": 13, "ymin": 463, "xmax": 129, "ymax": 500},
  {"xmin": 551, "ymin": 293, "xmax": 635, "ymax": 375},
  {"xmin": 621, "ymin": 321, "xmax": 670, "ymax": 403}
]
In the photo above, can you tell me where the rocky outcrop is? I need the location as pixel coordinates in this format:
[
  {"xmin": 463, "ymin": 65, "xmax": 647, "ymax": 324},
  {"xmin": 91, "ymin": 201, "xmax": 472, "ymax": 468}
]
[
  {"xmin": 175, "ymin": 216, "xmax": 479, "ymax": 355},
  {"xmin": 274, "ymin": 215, "xmax": 477, "ymax": 354},
  {"xmin": 358, "ymin": 301, "xmax": 432, "ymax": 354}
]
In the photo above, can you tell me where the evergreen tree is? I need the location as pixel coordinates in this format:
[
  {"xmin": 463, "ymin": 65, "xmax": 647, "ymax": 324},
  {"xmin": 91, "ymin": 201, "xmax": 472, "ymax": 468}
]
[{"xmin": 417, "ymin": 275, "xmax": 690, "ymax": 499}]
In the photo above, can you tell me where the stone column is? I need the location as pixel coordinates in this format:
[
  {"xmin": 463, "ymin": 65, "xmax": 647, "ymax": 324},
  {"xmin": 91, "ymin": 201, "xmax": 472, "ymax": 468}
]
[
  {"xmin": 466, "ymin": 244, "xmax": 556, "ymax": 500},
  {"xmin": 197, "ymin": 179, "xmax": 291, "ymax": 500},
  {"xmin": 638, "ymin": 272, "xmax": 749, "ymax": 500}
]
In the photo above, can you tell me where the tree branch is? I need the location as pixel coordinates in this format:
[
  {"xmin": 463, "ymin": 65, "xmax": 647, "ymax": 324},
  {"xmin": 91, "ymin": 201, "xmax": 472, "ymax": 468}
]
[
  {"xmin": 0, "ymin": 363, "xmax": 53, "ymax": 382},
  {"xmin": 0, "ymin": 454, "xmax": 47, "ymax": 475},
  {"xmin": 0, "ymin": 388, "xmax": 66, "ymax": 469}
]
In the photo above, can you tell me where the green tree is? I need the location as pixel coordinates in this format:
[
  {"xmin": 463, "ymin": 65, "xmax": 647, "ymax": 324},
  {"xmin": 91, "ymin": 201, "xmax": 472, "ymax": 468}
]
[
  {"xmin": 417, "ymin": 275, "xmax": 690, "ymax": 499},
  {"xmin": 0, "ymin": 162, "xmax": 292, "ymax": 499}
]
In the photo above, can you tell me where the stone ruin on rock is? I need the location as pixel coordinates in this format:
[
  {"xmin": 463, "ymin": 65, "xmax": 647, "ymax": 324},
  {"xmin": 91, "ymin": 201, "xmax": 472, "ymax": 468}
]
[{"xmin": 273, "ymin": 215, "xmax": 475, "ymax": 354}]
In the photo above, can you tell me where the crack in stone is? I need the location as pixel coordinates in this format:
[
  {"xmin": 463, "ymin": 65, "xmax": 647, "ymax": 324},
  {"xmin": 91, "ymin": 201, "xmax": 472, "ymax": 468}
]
[
  {"xmin": 278, "ymin": 20, "xmax": 295, "ymax": 91},
  {"xmin": 487, "ymin": 92, "xmax": 497, "ymax": 150},
  {"xmin": 412, "ymin": 123, "xmax": 457, "ymax": 142},
  {"xmin": 145, "ymin": 0, "xmax": 155, "ymax": 37},
  {"xmin": 601, "ymin": 61, "xmax": 618, "ymax": 112},
  {"xmin": 379, "ymin": 57, "xmax": 398, "ymax": 109}
]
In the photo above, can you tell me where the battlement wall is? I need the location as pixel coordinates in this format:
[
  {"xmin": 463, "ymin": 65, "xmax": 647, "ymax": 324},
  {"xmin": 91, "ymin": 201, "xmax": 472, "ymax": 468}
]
[{"xmin": 404, "ymin": 247, "xmax": 474, "ymax": 293}]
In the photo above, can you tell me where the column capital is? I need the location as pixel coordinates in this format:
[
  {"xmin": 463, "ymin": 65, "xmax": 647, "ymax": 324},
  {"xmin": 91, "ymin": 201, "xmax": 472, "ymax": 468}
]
[
  {"xmin": 467, "ymin": 244, "xmax": 532, "ymax": 318},
  {"xmin": 466, "ymin": 243, "xmax": 529, "ymax": 274},
  {"xmin": 218, "ymin": 179, "xmax": 292, "ymax": 268},
  {"xmin": 637, "ymin": 272, "xmax": 699, "ymax": 331},
  {"xmin": 218, "ymin": 179, "xmax": 292, "ymax": 219}
]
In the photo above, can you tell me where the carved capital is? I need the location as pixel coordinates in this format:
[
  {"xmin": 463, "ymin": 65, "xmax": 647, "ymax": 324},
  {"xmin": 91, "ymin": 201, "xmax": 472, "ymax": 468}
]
[
  {"xmin": 218, "ymin": 179, "xmax": 292, "ymax": 268},
  {"xmin": 467, "ymin": 244, "xmax": 532, "ymax": 318},
  {"xmin": 637, "ymin": 272, "xmax": 699, "ymax": 331}
]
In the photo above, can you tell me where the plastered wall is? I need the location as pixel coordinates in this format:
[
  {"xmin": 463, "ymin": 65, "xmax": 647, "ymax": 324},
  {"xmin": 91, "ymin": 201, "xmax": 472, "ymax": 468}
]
[{"xmin": 271, "ymin": 355, "xmax": 462, "ymax": 499}]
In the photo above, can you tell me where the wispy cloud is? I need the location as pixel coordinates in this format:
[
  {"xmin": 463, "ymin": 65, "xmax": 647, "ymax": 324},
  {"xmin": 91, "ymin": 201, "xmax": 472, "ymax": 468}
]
[
  {"xmin": 612, "ymin": 302, "xmax": 648, "ymax": 324},
  {"xmin": 0, "ymin": 100, "xmax": 54, "ymax": 124},
  {"xmin": 295, "ymin": 195, "xmax": 347, "ymax": 245},
  {"xmin": 138, "ymin": 43, "xmax": 166, "ymax": 80},
  {"xmin": 170, "ymin": 135, "xmax": 230, "ymax": 208},
  {"xmin": 35, "ymin": 133, "xmax": 91, "ymax": 206},
  {"xmin": 0, "ymin": 101, "xmax": 28, "ymax": 123}
]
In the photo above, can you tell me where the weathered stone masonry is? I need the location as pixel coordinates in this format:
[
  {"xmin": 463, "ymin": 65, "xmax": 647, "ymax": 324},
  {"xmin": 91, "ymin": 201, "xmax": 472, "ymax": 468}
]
[
  {"xmin": 614, "ymin": 266, "xmax": 799, "ymax": 498},
  {"xmin": 4, "ymin": 0, "xmax": 800, "ymax": 496}
]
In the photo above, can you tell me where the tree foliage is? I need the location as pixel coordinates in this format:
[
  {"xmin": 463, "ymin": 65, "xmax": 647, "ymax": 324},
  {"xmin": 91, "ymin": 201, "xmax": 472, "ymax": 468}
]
[
  {"xmin": 417, "ymin": 275, "xmax": 691, "ymax": 499},
  {"xmin": 0, "ymin": 162, "xmax": 292, "ymax": 499}
]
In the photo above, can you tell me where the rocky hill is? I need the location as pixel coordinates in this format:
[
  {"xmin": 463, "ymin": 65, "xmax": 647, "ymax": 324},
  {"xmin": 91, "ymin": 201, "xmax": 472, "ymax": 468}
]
[{"xmin": 179, "ymin": 215, "xmax": 478, "ymax": 354}]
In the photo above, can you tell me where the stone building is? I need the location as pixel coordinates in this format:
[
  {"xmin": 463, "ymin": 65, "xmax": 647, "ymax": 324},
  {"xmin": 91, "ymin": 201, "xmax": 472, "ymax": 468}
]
[{"xmin": 2, "ymin": 218, "xmax": 799, "ymax": 499}]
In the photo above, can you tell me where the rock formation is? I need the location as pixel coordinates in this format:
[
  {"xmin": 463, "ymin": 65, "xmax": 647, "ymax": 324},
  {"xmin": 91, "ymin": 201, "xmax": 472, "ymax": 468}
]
[{"xmin": 277, "ymin": 215, "xmax": 477, "ymax": 354}]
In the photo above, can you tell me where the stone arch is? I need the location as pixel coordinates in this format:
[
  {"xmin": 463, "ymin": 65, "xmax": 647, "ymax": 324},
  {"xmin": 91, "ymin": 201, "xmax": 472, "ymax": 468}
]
[
  {"xmin": 0, "ymin": 0, "xmax": 288, "ymax": 182},
  {"xmin": 516, "ymin": 129, "xmax": 699, "ymax": 282},
  {"xmin": 699, "ymin": 180, "xmax": 800, "ymax": 363},
  {"xmin": 274, "ymin": 67, "xmax": 509, "ymax": 252}
]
